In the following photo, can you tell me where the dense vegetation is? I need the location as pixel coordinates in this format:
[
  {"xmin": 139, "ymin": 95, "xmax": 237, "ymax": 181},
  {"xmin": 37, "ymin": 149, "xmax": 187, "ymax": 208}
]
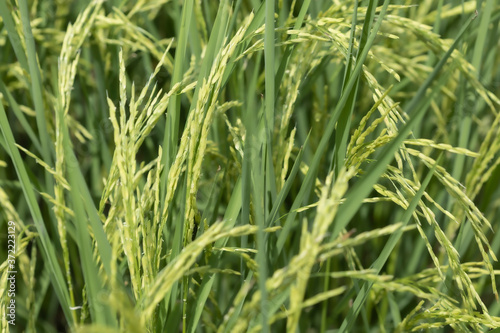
[{"xmin": 1, "ymin": 0, "xmax": 499, "ymax": 332}]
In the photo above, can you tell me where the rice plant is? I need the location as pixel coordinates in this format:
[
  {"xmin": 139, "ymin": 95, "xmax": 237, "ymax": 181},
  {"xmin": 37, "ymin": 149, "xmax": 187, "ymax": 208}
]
[{"xmin": 1, "ymin": 0, "xmax": 499, "ymax": 332}]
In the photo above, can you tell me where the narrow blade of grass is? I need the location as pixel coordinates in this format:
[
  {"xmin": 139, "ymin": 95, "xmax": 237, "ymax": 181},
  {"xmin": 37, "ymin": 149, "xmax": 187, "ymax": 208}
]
[
  {"xmin": 0, "ymin": 95, "xmax": 73, "ymax": 325},
  {"xmin": 160, "ymin": 0, "xmax": 195, "ymax": 207},
  {"xmin": 0, "ymin": 0, "xmax": 29, "ymax": 71},
  {"xmin": 18, "ymin": 0, "xmax": 53, "ymax": 168}
]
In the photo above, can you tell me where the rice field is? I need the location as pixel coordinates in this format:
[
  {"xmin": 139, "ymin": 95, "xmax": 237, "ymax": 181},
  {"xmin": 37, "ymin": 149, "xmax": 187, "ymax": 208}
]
[{"xmin": 0, "ymin": 0, "xmax": 500, "ymax": 332}]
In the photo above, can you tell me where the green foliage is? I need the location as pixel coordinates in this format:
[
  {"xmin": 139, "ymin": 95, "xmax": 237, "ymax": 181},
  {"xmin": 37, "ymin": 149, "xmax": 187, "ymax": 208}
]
[{"xmin": 1, "ymin": 0, "xmax": 499, "ymax": 332}]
